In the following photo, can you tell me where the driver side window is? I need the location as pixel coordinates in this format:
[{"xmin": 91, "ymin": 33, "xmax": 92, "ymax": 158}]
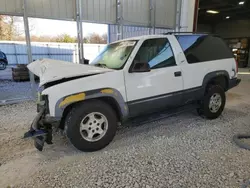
[{"xmin": 133, "ymin": 38, "xmax": 176, "ymax": 70}]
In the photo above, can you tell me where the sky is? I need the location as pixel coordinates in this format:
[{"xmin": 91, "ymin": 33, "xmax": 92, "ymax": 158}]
[{"xmin": 17, "ymin": 18, "xmax": 108, "ymax": 37}]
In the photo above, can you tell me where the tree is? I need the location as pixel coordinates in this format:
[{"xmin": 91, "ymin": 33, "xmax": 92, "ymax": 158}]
[
  {"xmin": 0, "ymin": 16, "xmax": 3, "ymax": 39},
  {"xmin": 86, "ymin": 33, "xmax": 107, "ymax": 44},
  {"xmin": 102, "ymin": 33, "xmax": 107, "ymax": 43},
  {"xmin": 0, "ymin": 15, "xmax": 10, "ymax": 40},
  {"xmin": 55, "ymin": 34, "xmax": 77, "ymax": 43},
  {"xmin": 83, "ymin": 37, "xmax": 88, "ymax": 43},
  {"xmin": 6, "ymin": 17, "xmax": 14, "ymax": 40},
  {"xmin": 0, "ymin": 16, "xmax": 22, "ymax": 40},
  {"xmin": 0, "ymin": 16, "xmax": 108, "ymax": 44}
]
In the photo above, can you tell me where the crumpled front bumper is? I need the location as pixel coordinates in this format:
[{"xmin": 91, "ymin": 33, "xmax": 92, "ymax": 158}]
[{"xmin": 23, "ymin": 106, "xmax": 57, "ymax": 151}]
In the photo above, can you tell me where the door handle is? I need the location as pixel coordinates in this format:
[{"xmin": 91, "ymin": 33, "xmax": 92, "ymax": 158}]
[{"xmin": 174, "ymin": 71, "xmax": 182, "ymax": 77}]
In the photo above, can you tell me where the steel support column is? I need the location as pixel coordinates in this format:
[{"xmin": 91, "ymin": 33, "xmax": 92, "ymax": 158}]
[
  {"xmin": 107, "ymin": 25, "xmax": 111, "ymax": 43},
  {"xmin": 116, "ymin": 0, "xmax": 123, "ymax": 40},
  {"xmin": 175, "ymin": 0, "xmax": 182, "ymax": 32},
  {"xmin": 193, "ymin": 0, "xmax": 199, "ymax": 32},
  {"xmin": 152, "ymin": 0, "xmax": 156, "ymax": 34},
  {"xmin": 76, "ymin": 0, "xmax": 84, "ymax": 64},
  {"xmin": 149, "ymin": 0, "xmax": 153, "ymax": 34},
  {"xmin": 23, "ymin": 0, "xmax": 36, "ymax": 99},
  {"xmin": 13, "ymin": 43, "xmax": 18, "ymax": 64}
]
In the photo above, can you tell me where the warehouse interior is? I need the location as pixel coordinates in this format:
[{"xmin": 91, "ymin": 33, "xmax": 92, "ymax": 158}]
[{"xmin": 197, "ymin": 0, "xmax": 250, "ymax": 68}]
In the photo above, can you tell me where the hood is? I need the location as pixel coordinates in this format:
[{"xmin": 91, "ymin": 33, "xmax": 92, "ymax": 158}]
[{"xmin": 28, "ymin": 58, "xmax": 113, "ymax": 86}]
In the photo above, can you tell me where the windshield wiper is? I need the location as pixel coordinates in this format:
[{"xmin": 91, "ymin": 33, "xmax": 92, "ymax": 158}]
[{"xmin": 94, "ymin": 63, "xmax": 108, "ymax": 68}]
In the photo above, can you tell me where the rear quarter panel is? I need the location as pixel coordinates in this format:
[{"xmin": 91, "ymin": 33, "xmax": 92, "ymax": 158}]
[
  {"xmin": 180, "ymin": 58, "xmax": 236, "ymax": 90},
  {"xmin": 168, "ymin": 35, "xmax": 237, "ymax": 90}
]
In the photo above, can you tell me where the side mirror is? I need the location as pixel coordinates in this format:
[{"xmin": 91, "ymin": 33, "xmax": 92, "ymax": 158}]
[
  {"xmin": 132, "ymin": 62, "xmax": 150, "ymax": 72},
  {"xmin": 84, "ymin": 59, "xmax": 89, "ymax": 65}
]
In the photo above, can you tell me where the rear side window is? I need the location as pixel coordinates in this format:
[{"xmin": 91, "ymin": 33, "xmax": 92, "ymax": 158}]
[{"xmin": 176, "ymin": 35, "xmax": 233, "ymax": 64}]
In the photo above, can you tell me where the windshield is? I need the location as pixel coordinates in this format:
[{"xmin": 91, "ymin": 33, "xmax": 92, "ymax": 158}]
[{"xmin": 91, "ymin": 40, "xmax": 137, "ymax": 69}]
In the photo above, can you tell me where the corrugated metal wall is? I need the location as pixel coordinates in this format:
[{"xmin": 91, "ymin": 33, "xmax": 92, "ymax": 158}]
[
  {"xmin": 81, "ymin": 0, "xmax": 116, "ymax": 24},
  {"xmin": 0, "ymin": 0, "xmax": 23, "ymax": 15},
  {"xmin": 0, "ymin": 0, "xmax": 177, "ymax": 28},
  {"xmin": 154, "ymin": 0, "xmax": 177, "ymax": 28},
  {"xmin": 122, "ymin": 0, "xmax": 150, "ymax": 27},
  {"xmin": 26, "ymin": 0, "xmax": 76, "ymax": 20},
  {"xmin": 0, "ymin": 42, "xmax": 105, "ymax": 64},
  {"xmin": 0, "ymin": 0, "xmax": 76, "ymax": 20},
  {"xmin": 121, "ymin": 0, "xmax": 176, "ymax": 28},
  {"xmin": 108, "ymin": 25, "xmax": 174, "ymax": 43},
  {"xmin": 108, "ymin": 0, "xmax": 195, "ymax": 43}
]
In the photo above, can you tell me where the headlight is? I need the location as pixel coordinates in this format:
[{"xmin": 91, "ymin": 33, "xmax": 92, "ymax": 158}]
[
  {"xmin": 37, "ymin": 93, "xmax": 45, "ymax": 113},
  {"xmin": 36, "ymin": 86, "xmax": 49, "ymax": 114}
]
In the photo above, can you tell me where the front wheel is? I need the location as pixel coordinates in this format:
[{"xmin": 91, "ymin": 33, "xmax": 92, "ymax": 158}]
[
  {"xmin": 65, "ymin": 100, "xmax": 118, "ymax": 152},
  {"xmin": 197, "ymin": 85, "xmax": 226, "ymax": 119},
  {"xmin": 0, "ymin": 61, "xmax": 6, "ymax": 70}
]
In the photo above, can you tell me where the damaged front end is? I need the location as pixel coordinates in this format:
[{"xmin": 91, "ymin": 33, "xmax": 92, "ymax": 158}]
[
  {"xmin": 23, "ymin": 58, "xmax": 113, "ymax": 151},
  {"xmin": 23, "ymin": 93, "xmax": 56, "ymax": 151}
]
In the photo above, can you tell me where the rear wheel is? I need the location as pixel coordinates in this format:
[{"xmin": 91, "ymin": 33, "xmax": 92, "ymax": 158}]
[
  {"xmin": 0, "ymin": 61, "xmax": 6, "ymax": 70},
  {"xmin": 197, "ymin": 85, "xmax": 226, "ymax": 119},
  {"xmin": 65, "ymin": 100, "xmax": 118, "ymax": 152}
]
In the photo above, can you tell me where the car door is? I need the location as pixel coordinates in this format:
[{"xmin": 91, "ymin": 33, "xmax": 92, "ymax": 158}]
[{"xmin": 124, "ymin": 37, "xmax": 184, "ymax": 117}]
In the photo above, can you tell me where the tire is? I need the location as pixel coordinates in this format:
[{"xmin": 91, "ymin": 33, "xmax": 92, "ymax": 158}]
[
  {"xmin": 0, "ymin": 61, "xmax": 6, "ymax": 70},
  {"xmin": 65, "ymin": 100, "xmax": 118, "ymax": 152},
  {"xmin": 197, "ymin": 85, "xmax": 226, "ymax": 119}
]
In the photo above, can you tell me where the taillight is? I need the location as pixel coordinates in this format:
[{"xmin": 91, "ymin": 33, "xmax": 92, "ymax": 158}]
[
  {"xmin": 235, "ymin": 59, "xmax": 238, "ymax": 73},
  {"xmin": 234, "ymin": 58, "xmax": 239, "ymax": 73}
]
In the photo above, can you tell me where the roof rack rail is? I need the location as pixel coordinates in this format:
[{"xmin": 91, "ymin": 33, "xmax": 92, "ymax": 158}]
[{"xmin": 163, "ymin": 32, "xmax": 210, "ymax": 35}]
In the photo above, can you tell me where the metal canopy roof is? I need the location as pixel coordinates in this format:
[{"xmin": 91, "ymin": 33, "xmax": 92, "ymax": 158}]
[
  {"xmin": 0, "ymin": 0, "xmax": 178, "ymax": 29},
  {"xmin": 0, "ymin": 0, "xmax": 76, "ymax": 20},
  {"xmin": 198, "ymin": 0, "xmax": 250, "ymax": 24}
]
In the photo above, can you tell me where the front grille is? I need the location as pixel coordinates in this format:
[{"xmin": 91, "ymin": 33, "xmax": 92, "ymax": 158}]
[
  {"xmin": 36, "ymin": 92, "xmax": 48, "ymax": 113},
  {"xmin": 37, "ymin": 103, "xmax": 44, "ymax": 113},
  {"xmin": 44, "ymin": 95, "xmax": 50, "ymax": 114}
]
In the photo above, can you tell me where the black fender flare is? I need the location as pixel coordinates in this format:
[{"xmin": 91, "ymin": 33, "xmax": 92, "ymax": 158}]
[{"xmin": 202, "ymin": 70, "xmax": 229, "ymax": 93}]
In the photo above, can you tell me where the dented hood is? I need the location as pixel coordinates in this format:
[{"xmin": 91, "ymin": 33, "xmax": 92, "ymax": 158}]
[{"xmin": 27, "ymin": 58, "xmax": 113, "ymax": 86}]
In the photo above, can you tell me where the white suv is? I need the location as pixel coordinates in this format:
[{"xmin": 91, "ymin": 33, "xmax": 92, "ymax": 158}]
[{"xmin": 24, "ymin": 34, "xmax": 241, "ymax": 152}]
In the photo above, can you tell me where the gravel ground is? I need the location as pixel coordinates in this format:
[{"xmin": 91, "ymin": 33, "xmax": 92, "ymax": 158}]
[
  {"xmin": 0, "ymin": 67, "xmax": 12, "ymax": 80},
  {"xmin": 0, "ymin": 80, "xmax": 33, "ymax": 101},
  {"xmin": 0, "ymin": 67, "xmax": 38, "ymax": 101},
  {"xmin": 1, "ymin": 76, "xmax": 250, "ymax": 188}
]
